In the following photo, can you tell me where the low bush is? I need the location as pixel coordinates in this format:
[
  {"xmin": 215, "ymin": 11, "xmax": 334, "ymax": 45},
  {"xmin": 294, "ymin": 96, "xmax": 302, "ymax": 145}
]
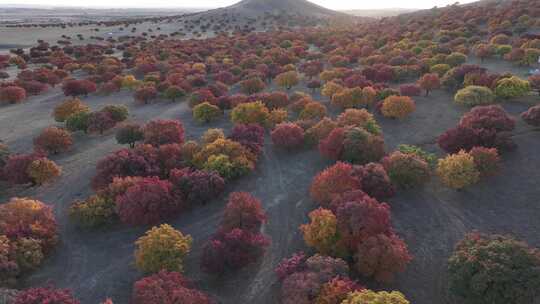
[
  {"xmin": 336, "ymin": 109, "xmax": 381, "ymax": 134},
  {"xmin": 65, "ymin": 111, "xmax": 91, "ymax": 133},
  {"xmin": 192, "ymin": 102, "xmax": 222, "ymax": 123},
  {"xmin": 132, "ymin": 271, "xmax": 211, "ymax": 304},
  {"xmin": 380, "ymin": 96, "xmax": 416, "ymax": 119},
  {"xmin": 354, "ymin": 163, "xmax": 396, "ymax": 201},
  {"xmin": 454, "ymin": 86, "xmax": 495, "ymax": 107},
  {"xmin": 115, "ymin": 123, "xmax": 144, "ymax": 148},
  {"xmin": 53, "ymin": 98, "xmax": 89, "ymax": 122},
  {"xmin": 134, "ymin": 85, "xmax": 158, "ymax": 104},
  {"xmin": 341, "ymin": 290, "xmax": 410, "ymax": 304},
  {"xmin": 310, "ymin": 162, "xmax": 361, "ymax": 207},
  {"xmin": 436, "ymin": 150, "xmax": 480, "ymax": 189},
  {"xmin": 240, "ymin": 77, "xmax": 266, "ymax": 94},
  {"xmin": 231, "ymin": 101, "xmax": 270, "ymax": 127},
  {"xmin": 116, "ymin": 177, "xmax": 178, "ymax": 225},
  {"xmin": 448, "ymin": 232, "xmax": 540, "ymax": 304},
  {"xmin": 299, "ymin": 101, "xmax": 327, "ymax": 120},
  {"xmin": 200, "ymin": 228, "xmax": 270, "ymax": 274},
  {"xmin": 27, "ymin": 157, "xmax": 62, "ymax": 185},
  {"xmin": 469, "ymin": 146, "xmax": 501, "ymax": 177},
  {"xmin": 62, "ymin": 79, "xmax": 96, "ymax": 96},
  {"xmin": 69, "ymin": 194, "xmax": 116, "ymax": 228},
  {"xmin": 275, "ymin": 71, "xmax": 299, "ymax": 90},
  {"xmin": 169, "ymin": 168, "xmax": 224, "ymax": 208},
  {"xmin": 13, "ymin": 287, "xmax": 79, "ymax": 304},
  {"xmin": 459, "ymin": 105, "xmax": 515, "ymax": 132},
  {"xmin": 319, "ymin": 127, "xmax": 385, "ymax": 165},
  {"xmin": 33, "ymin": 127, "xmax": 72, "ymax": 154},
  {"xmin": 300, "ymin": 208, "xmax": 341, "ymax": 256},
  {"xmin": 399, "ymin": 84, "xmax": 422, "ymax": 97},
  {"xmin": 271, "ymin": 123, "xmax": 305, "ymax": 149},
  {"xmin": 87, "ymin": 111, "xmax": 116, "ymax": 135},
  {"xmin": 353, "ymin": 233, "xmax": 411, "ymax": 283},
  {"xmin": 143, "ymin": 119, "xmax": 184, "ymax": 146},
  {"xmin": 382, "ymin": 151, "xmax": 430, "ymax": 189},
  {"xmin": 229, "ymin": 124, "xmax": 265, "ymax": 155},
  {"xmin": 521, "ymin": 104, "xmax": 540, "ymax": 126},
  {"xmin": 134, "ymin": 224, "xmax": 192, "ymax": 274},
  {"xmin": 193, "ymin": 138, "xmax": 256, "ymax": 179},
  {"xmin": 494, "ymin": 76, "xmax": 530, "ymax": 99},
  {"xmin": 221, "ymin": 192, "xmax": 267, "ymax": 233},
  {"xmin": 0, "ymin": 86, "xmax": 26, "ymax": 104}
]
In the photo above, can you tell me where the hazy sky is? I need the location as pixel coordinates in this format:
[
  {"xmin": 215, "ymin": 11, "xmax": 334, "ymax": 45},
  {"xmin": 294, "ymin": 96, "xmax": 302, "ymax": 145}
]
[{"xmin": 0, "ymin": 0, "xmax": 478, "ymax": 10}]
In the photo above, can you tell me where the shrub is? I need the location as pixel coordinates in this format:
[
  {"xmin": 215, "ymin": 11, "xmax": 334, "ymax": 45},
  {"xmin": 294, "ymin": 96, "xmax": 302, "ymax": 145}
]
[
  {"xmin": 310, "ymin": 162, "xmax": 361, "ymax": 208},
  {"xmin": 169, "ymin": 168, "xmax": 224, "ymax": 208},
  {"xmin": 164, "ymin": 85, "xmax": 186, "ymax": 102},
  {"xmin": 336, "ymin": 109, "xmax": 380, "ymax": 134},
  {"xmin": 101, "ymin": 105, "xmax": 129, "ymax": 122},
  {"xmin": 200, "ymin": 228, "xmax": 270, "ymax": 274},
  {"xmin": 0, "ymin": 197, "xmax": 58, "ymax": 251},
  {"xmin": 382, "ymin": 151, "xmax": 430, "ymax": 189},
  {"xmin": 340, "ymin": 127, "xmax": 385, "ymax": 165},
  {"xmin": 143, "ymin": 119, "xmax": 184, "ymax": 146},
  {"xmin": 132, "ymin": 271, "xmax": 211, "ymax": 304},
  {"xmin": 430, "ymin": 63, "xmax": 451, "ymax": 77},
  {"xmin": 27, "ymin": 158, "xmax": 61, "ymax": 185},
  {"xmin": 399, "ymin": 84, "xmax": 421, "ymax": 97},
  {"xmin": 229, "ymin": 124, "xmax": 265, "ymax": 155},
  {"xmin": 33, "ymin": 127, "xmax": 72, "ymax": 154},
  {"xmin": 417, "ymin": 73, "xmax": 440, "ymax": 97},
  {"xmin": 448, "ymin": 232, "xmax": 540, "ymax": 304},
  {"xmin": 271, "ymin": 123, "xmax": 305, "ymax": 149},
  {"xmin": 319, "ymin": 127, "xmax": 384, "ymax": 165},
  {"xmin": 53, "ymin": 98, "xmax": 89, "ymax": 122},
  {"xmin": 69, "ymin": 194, "xmax": 116, "ymax": 228},
  {"xmin": 275, "ymin": 71, "xmax": 299, "ymax": 90},
  {"xmin": 459, "ymin": 105, "xmax": 515, "ymax": 132},
  {"xmin": 341, "ymin": 290, "xmax": 410, "ymax": 304},
  {"xmin": 87, "ymin": 111, "xmax": 116, "ymax": 135},
  {"xmin": 353, "ymin": 233, "xmax": 411, "ymax": 282},
  {"xmin": 446, "ymin": 52, "xmax": 468, "ymax": 67},
  {"xmin": 201, "ymin": 128, "xmax": 225, "ymax": 144},
  {"xmin": 91, "ymin": 145, "xmax": 160, "ymax": 190},
  {"xmin": 335, "ymin": 192, "xmax": 392, "ymax": 249},
  {"xmin": 116, "ymin": 177, "xmax": 177, "ymax": 225},
  {"xmin": 529, "ymin": 75, "xmax": 540, "ymax": 95},
  {"xmin": 13, "ymin": 287, "xmax": 79, "ymax": 304},
  {"xmin": 279, "ymin": 254, "xmax": 350, "ymax": 304},
  {"xmin": 240, "ymin": 77, "xmax": 266, "ymax": 94},
  {"xmin": 115, "ymin": 123, "xmax": 144, "ymax": 148},
  {"xmin": 322, "ymin": 81, "xmax": 344, "ymax": 99},
  {"xmin": 264, "ymin": 91, "xmax": 290, "ymax": 109},
  {"xmin": 381, "ymin": 96, "xmax": 416, "ymax": 119},
  {"xmin": 469, "ymin": 146, "xmax": 500, "ymax": 177},
  {"xmin": 521, "ymin": 104, "xmax": 540, "ymax": 126},
  {"xmin": 300, "ymin": 208, "xmax": 340, "ymax": 256},
  {"xmin": 189, "ymin": 89, "xmax": 216, "ymax": 108},
  {"xmin": 305, "ymin": 118, "xmax": 338, "ymax": 146},
  {"xmin": 315, "ymin": 277, "xmax": 363, "ymax": 304},
  {"xmin": 354, "ymin": 163, "xmax": 395, "ymax": 201},
  {"xmin": 134, "ymin": 85, "xmax": 158, "ymax": 104},
  {"xmin": 192, "ymin": 102, "xmax": 222, "ymax": 123},
  {"xmin": 454, "ymin": 86, "xmax": 495, "ymax": 106},
  {"xmin": 62, "ymin": 79, "xmax": 96, "ymax": 96},
  {"xmin": 494, "ymin": 76, "xmax": 530, "ymax": 99},
  {"xmin": 0, "ymin": 86, "xmax": 26, "ymax": 104},
  {"xmin": 275, "ymin": 252, "xmax": 307, "ymax": 281},
  {"xmin": 134, "ymin": 224, "xmax": 192, "ymax": 274},
  {"xmin": 436, "ymin": 151, "xmax": 480, "ymax": 189},
  {"xmin": 3, "ymin": 153, "xmax": 41, "ymax": 185},
  {"xmin": 65, "ymin": 111, "xmax": 91, "ymax": 133},
  {"xmin": 331, "ymin": 87, "xmax": 363, "ymax": 109},
  {"xmin": 193, "ymin": 138, "xmax": 256, "ymax": 179},
  {"xmin": 230, "ymin": 101, "xmax": 270, "ymax": 127},
  {"xmin": 397, "ymin": 144, "xmax": 437, "ymax": 167},
  {"xmin": 221, "ymin": 192, "xmax": 266, "ymax": 233},
  {"xmin": 299, "ymin": 101, "xmax": 327, "ymax": 121}
]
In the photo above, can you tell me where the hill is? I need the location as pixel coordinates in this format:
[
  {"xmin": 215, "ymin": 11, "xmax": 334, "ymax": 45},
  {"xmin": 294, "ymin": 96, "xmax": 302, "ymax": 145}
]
[{"xmin": 203, "ymin": 0, "xmax": 344, "ymax": 18}]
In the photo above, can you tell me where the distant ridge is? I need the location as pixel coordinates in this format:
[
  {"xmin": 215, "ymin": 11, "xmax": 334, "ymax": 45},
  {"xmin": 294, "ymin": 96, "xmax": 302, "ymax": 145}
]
[{"xmin": 206, "ymin": 0, "xmax": 344, "ymax": 18}]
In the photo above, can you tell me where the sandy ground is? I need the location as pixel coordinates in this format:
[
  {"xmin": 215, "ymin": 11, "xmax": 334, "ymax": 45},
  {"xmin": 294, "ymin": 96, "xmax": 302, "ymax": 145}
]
[{"xmin": 1, "ymin": 21, "xmax": 540, "ymax": 303}]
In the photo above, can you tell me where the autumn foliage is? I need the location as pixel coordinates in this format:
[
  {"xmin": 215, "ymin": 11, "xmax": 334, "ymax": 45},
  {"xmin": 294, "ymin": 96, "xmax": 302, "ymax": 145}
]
[{"xmin": 132, "ymin": 271, "xmax": 211, "ymax": 304}]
